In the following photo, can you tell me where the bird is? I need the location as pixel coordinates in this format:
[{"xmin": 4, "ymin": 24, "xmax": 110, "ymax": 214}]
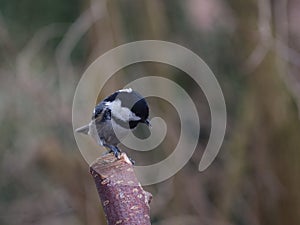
[{"xmin": 75, "ymin": 88, "xmax": 150, "ymax": 161}]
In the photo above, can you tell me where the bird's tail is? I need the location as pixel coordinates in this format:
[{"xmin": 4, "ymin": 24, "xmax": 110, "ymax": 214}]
[{"xmin": 75, "ymin": 124, "xmax": 89, "ymax": 134}]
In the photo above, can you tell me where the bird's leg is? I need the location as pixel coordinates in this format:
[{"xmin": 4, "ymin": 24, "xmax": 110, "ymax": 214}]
[
  {"xmin": 102, "ymin": 143, "xmax": 135, "ymax": 165},
  {"xmin": 113, "ymin": 146, "xmax": 135, "ymax": 165},
  {"xmin": 102, "ymin": 143, "xmax": 121, "ymax": 159},
  {"xmin": 111, "ymin": 146, "xmax": 121, "ymax": 159},
  {"xmin": 128, "ymin": 157, "xmax": 135, "ymax": 165}
]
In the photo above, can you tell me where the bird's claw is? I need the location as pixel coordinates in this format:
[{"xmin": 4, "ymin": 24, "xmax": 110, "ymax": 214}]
[
  {"xmin": 129, "ymin": 158, "xmax": 135, "ymax": 165},
  {"xmin": 103, "ymin": 144, "xmax": 135, "ymax": 164},
  {"xmin": 108, "ymin": 146, "xmax": 121, "ymax": 159}
]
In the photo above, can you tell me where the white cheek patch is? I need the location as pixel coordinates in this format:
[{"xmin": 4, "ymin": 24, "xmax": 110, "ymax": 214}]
[{"xmin": 107, "ymin": 99, "xmax": 140, "ymax": 121}]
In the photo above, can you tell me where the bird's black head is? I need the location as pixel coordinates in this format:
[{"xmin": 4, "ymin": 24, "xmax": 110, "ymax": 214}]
[{"xmin": 129, "ymin": 95, "xmax": 149, "ymax": 129}]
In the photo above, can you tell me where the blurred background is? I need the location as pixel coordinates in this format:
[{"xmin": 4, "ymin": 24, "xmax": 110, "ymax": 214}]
[{"xmin": 1, "ymin": 0, "xmax": 300, "ymax": 224}]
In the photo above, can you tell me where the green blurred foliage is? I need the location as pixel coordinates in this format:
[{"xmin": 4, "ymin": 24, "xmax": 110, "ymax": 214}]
[{"xmin": 0, "ymin": 0, "xmax": 80, "ymax": 44}]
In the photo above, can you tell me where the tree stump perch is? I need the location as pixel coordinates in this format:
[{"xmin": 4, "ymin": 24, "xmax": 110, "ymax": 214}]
[{"xmin": 90, "ymin": 153, "xmax": 152, "ymax": 225}]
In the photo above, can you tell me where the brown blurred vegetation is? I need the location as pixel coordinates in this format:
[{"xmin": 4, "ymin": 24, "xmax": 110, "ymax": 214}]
[{"xmin": 0, "ymin": 0, "xmax": 300, "ymax": 225}]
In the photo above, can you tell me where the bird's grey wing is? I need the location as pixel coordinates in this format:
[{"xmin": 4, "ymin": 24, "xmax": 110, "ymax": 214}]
[
  {"xmin": 76, "ymin": 102, "xmax": 108, "ymax": 134},
  {"xmin": 92, "ymin": 101, "xmax": 107, "ymax": 119},
  {"xmin": 93, "ymin": 107, "xmax": 111, "ymax": 123}
]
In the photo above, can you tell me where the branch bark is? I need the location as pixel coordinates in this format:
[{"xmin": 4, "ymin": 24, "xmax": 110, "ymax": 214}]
[{"xmin": 90, "ymin": 153, "xmax": 152, "ymax": 225}]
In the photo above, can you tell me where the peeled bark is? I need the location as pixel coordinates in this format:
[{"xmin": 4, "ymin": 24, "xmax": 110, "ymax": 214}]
[{"xmin": 90, "ymin": 153, "xmax": 152, "ymax": 225}]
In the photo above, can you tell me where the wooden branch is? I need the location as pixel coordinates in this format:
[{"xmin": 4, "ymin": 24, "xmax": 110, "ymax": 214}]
[{"xmin": 90, "ymin": 153, "xmax": 152, "ymax": 225}]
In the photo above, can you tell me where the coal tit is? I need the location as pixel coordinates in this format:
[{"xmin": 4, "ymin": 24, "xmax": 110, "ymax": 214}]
[{"xmin": 75, "ymin": 88, "xmax": 150, "ymax": 160}]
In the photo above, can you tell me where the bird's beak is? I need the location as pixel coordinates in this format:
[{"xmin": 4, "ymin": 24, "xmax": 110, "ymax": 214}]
[{"xmin": 144, "ymin": 119, "xmax": 151, "ymax": 128}]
